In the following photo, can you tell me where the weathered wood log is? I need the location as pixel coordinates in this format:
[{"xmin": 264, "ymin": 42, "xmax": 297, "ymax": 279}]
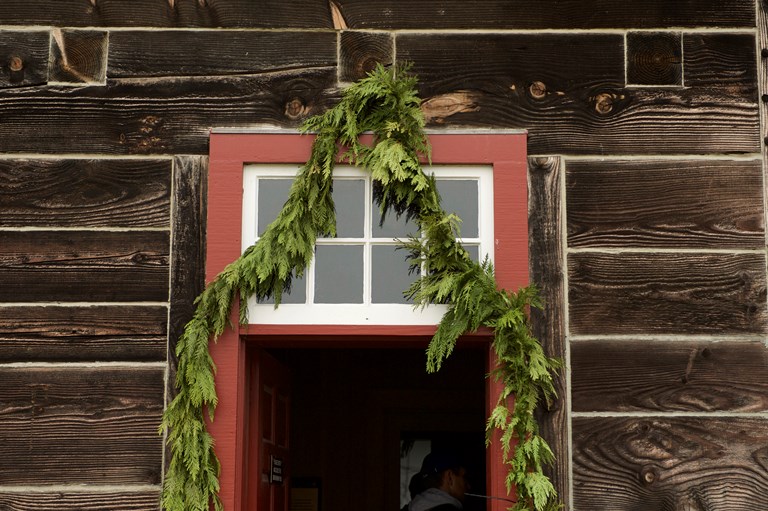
[
  {"xmin": 0, "ymin": 231, "xmax": 170, "ymax": 302},
  {"xmin": 49, "ymin": 29, "xmax": 108, "ymax": 84},
  {"xmin": 0, "ymin": 159, "xmax": 171, "ymax": 228},
  {"xmin": 568, "ymin": 252, "xmax": 768, "ymax": 335},
  {"xmin": 0, "ymin": 366, "xmax": 164, "ymax": 485},
  {"xmin": 566, "ymin": 159, "xmax": 764, "ymax": 249},
  {"xmin": 0, "ymin": 69, "xmax": 339, "ymax": 154},
  {"xmin": 0, "ymin": 490, "xmax": 161, "ymax": 510},
  {"xmin": 573, "ymin": 417, "xmax": 768, "ymax": 510},
  {"xmin": 108, "ymin": 30, "xmax": 337, "ymax": 78},
  {"xmin": 572, "ymin": 340, "xmax": 768, "ymax": 412},
  {"xmin": 626, "ymin": 32, "xmax": 682, "ymax": 86},
  {"xmin": 0, "ymin": 305, "xmax": 167, "ymax": 362},
  {"xmin": 0, "ymin": 0, "xmax": 333, "ymax": 28},
  {"xmin": 0, "ymin": 30, "xmax": 49, "ymax": 88},
  {"xmin": 334, "ymin": 0, "xmax": 755, "ymax": 29},
  {"xmin": 528, "ymin": 156, "xmax": 568, "ymax": 507},
  {"xmin": 397, "ymin": 33, "xmax": 759, "ymax": 154},
  {"xmin": 339, "ymin": 31, "xmax": 393, "ymax": 82}
]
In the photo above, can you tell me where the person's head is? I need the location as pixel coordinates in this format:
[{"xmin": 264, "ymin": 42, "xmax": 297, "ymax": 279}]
[{"xmin": 419, "ymin": 451, "xmax": 470, "ymax": 501}]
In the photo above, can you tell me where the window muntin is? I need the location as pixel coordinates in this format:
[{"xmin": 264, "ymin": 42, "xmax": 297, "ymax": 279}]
[{"xmin": 242, "ymin": 165, "xmax": 494, "ymax": 325}]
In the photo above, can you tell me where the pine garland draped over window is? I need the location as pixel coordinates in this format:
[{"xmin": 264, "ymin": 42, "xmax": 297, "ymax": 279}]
[{"xmin": 160, "ymin": 64, "xmax": 561, "ymax": 511}]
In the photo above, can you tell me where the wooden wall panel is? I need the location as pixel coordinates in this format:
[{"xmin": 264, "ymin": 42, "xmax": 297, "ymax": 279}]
[
  {"xmin": 108, "ymin": 31, "xmax": 337, "ymax": 78},
  {"xmin": 0, "ymin": 305, "xmax": 167, "ymax": 362},
  {"xmin": 573, "ymin": 417, "xmax": 768, "ymax": 510},
  {"xmin": 335, "ymin": 0, "xmax": 755, "ymax": 29},
  {"xmin": 572, "ymin": 340, "xmax": 768, "ymax": 413},
  {"xmin": 339, "ymin": 31, "xmax": 393, "ymax": 82},
  {"xmin": 0, "ymin": 231, "xmax": 170, "ymax": 302},
  {"xmin": 0, "ymin": 159, "xmax": 171, "ymax": 228},
  {"xmin": 0, "ymin": 30, "xmax": 50, "ymax": 88},
  {"xmin": 566, "ymin": 159, "xmax": 764, "ymax": 249},
  {"xmin": 528, "ymin": 156, "xmax": 568, "ymax": 506},
  {"xmin": 0, "ymin": 69, "xmax": 337, "ymax": 155},
  {"xmin": 0, "ymin": 0, "xmax": 333, "ymax": 28},
  {"xmin": 0, "ymin": 367, "xmax": 164, "ymax": 485},
  {"xmin": 568, "ymin": 252, "xmax": 767, "ymax": 335},
  {"xmin": 0, "ymin": 490, "xmax": 161, "ymax": 511},
  {"xmin": 398, "ymin": 34, "xmax": 760, "ymax": 154},
  {"xmin": 684, "ymin": 33, "xmax": 758, "ymax": 94}
]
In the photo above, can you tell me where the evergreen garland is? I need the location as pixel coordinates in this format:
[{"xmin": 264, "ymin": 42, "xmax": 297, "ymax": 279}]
[{"xmin": 160, "ymin": 64, "xmax": 561, "ymax": 511}]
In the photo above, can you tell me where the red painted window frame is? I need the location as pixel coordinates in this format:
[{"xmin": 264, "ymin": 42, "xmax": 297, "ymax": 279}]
[{"xmin": 206, "ymin": 131, "xmax": 528, "ymax": 510}]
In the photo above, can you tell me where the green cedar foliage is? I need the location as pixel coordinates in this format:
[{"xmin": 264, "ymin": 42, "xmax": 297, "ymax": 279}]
[{"xmin": 160, "ymin": 64, "xmax": 561, "ymax": 511}]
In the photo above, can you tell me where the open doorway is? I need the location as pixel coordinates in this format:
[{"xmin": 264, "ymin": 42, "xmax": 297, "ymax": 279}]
[{"xmin": 248, "ymin": 346, "xmax": 488, "ymax": 511}]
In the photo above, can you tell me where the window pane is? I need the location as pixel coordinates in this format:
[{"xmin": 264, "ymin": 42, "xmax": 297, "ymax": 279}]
[
  {"xmin": 372, "ymin": 200, "xmax": 419, "ymax": 238},
  {"xmin": 437, "ymin": 179, "xmax": 478, "ymax": 238},
  {"xmin": 333, "ymin": 179, "xmax": 365, "ymax": 238},
  {"xmin": 371, "ymin": 245, "xmax": 416, "ymax": 304},
  {"xmin": 258, "ymin": 179, "xmax": 293, "ymax": 236},
  {"xmin": 314, "ymin": 245, "xmax": 363, "ymax": 303},
  {"xmin": 258, "ymin": 271, "xmax": 306, "ymax": 305},
  {"xmin": 464, "ymin": 244, "xmax": 480, "ymax": 262}
]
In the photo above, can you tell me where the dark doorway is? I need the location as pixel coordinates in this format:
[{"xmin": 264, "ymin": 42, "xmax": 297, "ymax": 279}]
[{"xmin": 265, "ymin": 346, "xmax": 487, "ymax": 511}]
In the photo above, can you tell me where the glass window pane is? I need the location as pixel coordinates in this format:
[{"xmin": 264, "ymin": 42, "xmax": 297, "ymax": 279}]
[
  {"xmin": 314, "ymin": 245, "xmax": 363, "ymax": 303},
  {"xmin": 258, "ymin": 271, "xmax": 306, "ymax": 305},
  {"xmin": 372, "ymin": 198, "xmax": 419, "ymax": 239},
  {"xmin": 332, "ymin": 179, "xmax": 365, "ymax": 238},
  {"xmin": 258, "ymin": 179, "xmax": 293, "ymax": 236},
  {"xmin": 464, "ymin": 244, "xmax": 480, "ymax": 262},
  {"xmin": 437, "ymin": 179, "xmax": 478, "ymax": 238},
  {"xmin": 371, "ymin": 245, "xmax": 417, "ymax": 304}
]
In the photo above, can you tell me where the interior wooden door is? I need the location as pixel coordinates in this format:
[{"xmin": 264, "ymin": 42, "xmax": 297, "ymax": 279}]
[{"xmin": 246, "ymin": 349, "xmax": 291, "ymax": 511}]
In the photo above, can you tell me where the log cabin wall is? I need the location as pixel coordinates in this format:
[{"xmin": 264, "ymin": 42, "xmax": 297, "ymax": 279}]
[{"xmin": 0, "ymin": 1, "xmax": 766, "ymax": 510}]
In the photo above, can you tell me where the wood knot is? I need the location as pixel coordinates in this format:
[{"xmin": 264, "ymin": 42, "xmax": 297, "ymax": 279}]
[
  {"xmin": 593, "ymin": 93, "xmax": 615, "ymax": 114},
  {"xmin": 421, "ymin": 90, "xmax": 480, "ymax": 123},
  {"xmin": 358, "ymin": 57, "xmax": 378, "ymax": 76},
  {"xmin": 285, "ymin": 97, "xmax": 308, "ymax": 120},
  {"xmin": 9, "ymin": 56, "xmax": 23, "ymax": 72},
  {"xmin": 640, "ymin": 466, "xmax": 659, "ymax": 486},
  {"xmin": 528, "ymin": 81, "xmax": 547, "ymax": 99}
]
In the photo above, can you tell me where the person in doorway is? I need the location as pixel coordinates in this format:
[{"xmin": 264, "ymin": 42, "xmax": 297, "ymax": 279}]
[{"xmin": 406, "ymin": 451, "xmax": 470, "ymax": 511}]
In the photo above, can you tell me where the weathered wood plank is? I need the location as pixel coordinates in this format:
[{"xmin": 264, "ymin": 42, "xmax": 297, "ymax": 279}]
[
  {"xmin": 626, "ymin": 32, "xmax": 682, "ymax": 86},
  {"xmin": 0, "ymin": 0, "xmax": 333, "ymax": 28},
  {"xmin": 528, "ymin": 156, "xmax": 569, "ymax": 508},
  {"xmin": 339, "ymin": 31, "xmax": 393, "ymax": 82},
  {"xmin": 0, "ymin": 231, "xmax": 170, "ymax": 302},
  {"xmin": 568, "ymin": 252, "xmax": 767, "ymax": 335},
  {"xmin": 566, "ymin": 159, "xmax": 764, "ymax": 249},
  {"xmin": 398, "ymin": 33, "xmax": 759, "ymax": 154},
  {"xmin": 0, "ymin": 159, "xmax": 171, "ymax": 228},
  {"xmin": 0, "ymin": 30, "xmax": 49, "ymax": 88},
  {"xmin": 572, "ymin": 340, "xmax": 768, "ymax": 413},
  {"xmin": 684, "ymin": 32, "xmax": 758, "ymax": 95},
  {"xmin": 0, "ymin": 367, "xmax": 164, "ymax": 485},
  {"xmin": 573, "ymin": 417, "xmax": 768, "ymax": 510},
  {"xmin": 0, "ymin": 305, "xmax": 167, "ymax": 362},
  {"xmin": 0, "ymin": 69, "xmax": 338, "ymax": 155},
  {"xmin": 108, "ymin": 30, "xmax": 336, "ymax": 78},
  {"xmin": 49, "ymin": 29, "xmax": 108, "ymax": 84},
  {"xmin": 335, "ymin": 0, "xmax": 755, "ymax": 29},
  {"xmin": 0, "ymin": 490, "xmax": 161, "ymax": 511}
]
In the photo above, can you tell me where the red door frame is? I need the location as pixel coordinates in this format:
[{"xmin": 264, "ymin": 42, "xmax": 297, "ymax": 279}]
[{"xmin": 206, "ymin": 130, "xmax": 528, "ymax": 510}]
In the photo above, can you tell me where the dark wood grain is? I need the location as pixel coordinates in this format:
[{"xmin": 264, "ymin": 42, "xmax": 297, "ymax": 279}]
[
  {"xmin": 566, "ymin": 159, "xmax": 764, "ymax": 249},
  {"xmin": 108, "ymin": 30, "xmax": 336, "ymax": 78},
  {"xmin": 339, "ymin": 31, "xmax": 393, "ymax": 82},
  {"xmin": 0, "ymin": 0, "xmax": 332, "ymax": 28},
  {"xmin": 49, "ymin": 29, "xmax": 107, "ymax": 84},
  {"xmin": 0, "ymin": 231, "xmax": 170, "ymax": 302},
  {"xmin": 568, "ymin": 252, "xmax": 767, "ymax": 335},
  {"xmin": 0, "ymin": 159, "xmax": 171, "ymax": 228},
  {"xmin": 0, "ymin": 367, "xmax": 164, "ymax": 485},
  {"xmin": 0, "ymin": 490, "xmax": 161, "ymax": 510},
  {"xmin": 398, "ymin": 33, "xmax": 759, "ymax": 154},
  {"xmin": 335, "ymin": 0, "xmax": 755, "ymax": 29},
  {"xmin": 572, "ymin": 340, "xmax": 768, "ymax": 413},
  {"xmin": 626, "ymin": 32, "xmax": 682, "ymax": 86},
  {"xmin": 0, "ymin": 305, "xmax": 167, "ymax": 362},
  {"xmin": 528, "ymin": 156, "xmax": 569, "ymax": 508},
  {"xmin": 684, "ymin": 33, "xmax": 758, "ymax": 95},
  {"xmin": 0, "ymin": 30, "xmax": 49, "ymax": 88},
  {"xmin": 0, "ymin": 68, "xmax": 338, "ymax": 155},
  {"xmin": 573, "ymin": 417, "xmax": 768, "ymax": 510}
]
